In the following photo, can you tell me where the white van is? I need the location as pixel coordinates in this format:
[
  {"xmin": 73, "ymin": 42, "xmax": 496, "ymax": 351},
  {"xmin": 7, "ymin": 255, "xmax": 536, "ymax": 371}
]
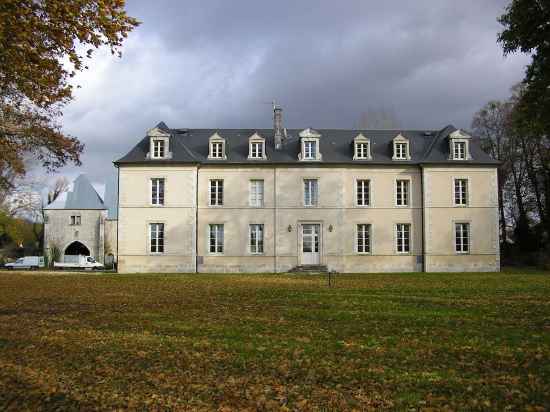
[
  {"xmin": 54, "ymin": 255, "xmax": 104, "ymax": 270},
  {"xmin": 4, "ymin": 256, "xmax": 45, "ymax": 270}
]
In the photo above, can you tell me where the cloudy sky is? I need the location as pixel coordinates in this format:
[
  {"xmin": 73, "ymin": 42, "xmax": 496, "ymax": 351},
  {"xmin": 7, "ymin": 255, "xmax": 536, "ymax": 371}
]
[{"xmin": 59, "ymin": 0, "xmax": 529, "ymax": 189}]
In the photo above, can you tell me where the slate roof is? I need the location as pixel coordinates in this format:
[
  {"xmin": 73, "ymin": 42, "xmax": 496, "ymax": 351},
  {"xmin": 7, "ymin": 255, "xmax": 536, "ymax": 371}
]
[
  {"xmin": 45, "ymin": 174, "xmax": 118, "ymax": 216},
  {"xmin": 115, "ymin": 123, "xmax": 498, "ymax": 166}
]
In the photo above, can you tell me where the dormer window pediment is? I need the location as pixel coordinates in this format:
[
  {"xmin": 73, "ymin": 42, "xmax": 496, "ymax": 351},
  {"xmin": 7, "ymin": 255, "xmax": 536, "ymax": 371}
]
[
  {"xmin": 248, "ymin": 132, "xmax": 267, "ymax": 160},
  {"xmin": 392, "ymin": 134, "xmax": 411, "ymax": 160},
  {"xmin": 208, "ymin": 132, "xmax": 227, "ymax": 160},
  {"xmin": 298, "ymin": 128, "xmax": 322, "ymax": 161},
  {"xmin": 147, "ymin": 126, "xmax": 172, "ymax": 160},
  {"xmin": 449, "ymin": 129, "xmax": 472, "ymax": 160},
  {"xmin": 353, "ymin": 133, "xmax": 371, "ymax": 160}
]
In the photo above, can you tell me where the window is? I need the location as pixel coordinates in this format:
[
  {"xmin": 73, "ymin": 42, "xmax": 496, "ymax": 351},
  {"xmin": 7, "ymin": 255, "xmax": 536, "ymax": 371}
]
[
  {"xmin": 209, "ymin": 224, "xmax": 224, "ymax": 253},
  {"xmin": 211, "ymin": 142, "xmax": 224, "ymax": 159},
  {"xmin": 356, "ymin": 179, "xmax": 370, "ymax": 206},
  {"xmin": 454, "ymin": 179, "xmax": 468, "ymax": 205},
  {"xmin": 209, "ymin": 179, "xmax": 223, "ymax": 206},
  {"xmin": 304, "ymin": 141, "xmax": 317, "ymax": 160},
  {"xmin": 70, "ymin": 215, "xmax": 81, "ymax": 225},
  {"xmin": 150, "ymin": 223, "xmax": 164, "ymax": 253},
  {"xmin": 455, "ymin": 223, "xmax": 470, "ymax": 253},
  {"xmin": 304, "ymin": 179, "xmax": 319, "ymax": 206},
  {"xmin": 152, "ymin": 139, "xmax": 165, "ymax": 158},
  {"xmin": 396, "ymin": 223, "xmax": 410, "ymax": 253},
  {"xmin": 394, "ymin": 142, "xmax": 407, "ymax": 160},
  {"xmin": 151, "ymin": 178, "xmax": 165, "ymax": 205},
  {"xmin": 249, "ymin": 224, "xmax": 264, "ymax": 254},
  {"xmin": 357, "ymin": 224, "xmax": 371, "ymax": 253},
  {"xmin": 250, "ymin": 142, "xmax": 264, "ymax": 159},
  {"xmin": 453, "ymin": 142, "xmax": 466, "ymax": 160},
  {"xmin": 355, "ymin": 142, "xmax": 370, "ymax": 159},
  {"xmin": 396, "ymin": 180, "xmax": 409, "ymax": 206},
  {"xmin": 249, "ymin": 180, "xmax": 264, "ymax": 207}
]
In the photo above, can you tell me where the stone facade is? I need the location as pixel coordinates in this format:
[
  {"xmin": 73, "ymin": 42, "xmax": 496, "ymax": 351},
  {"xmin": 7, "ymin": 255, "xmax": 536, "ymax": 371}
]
[{"xmin": 117, "ymin": 164, "xmax": 499, "ymax": 273}]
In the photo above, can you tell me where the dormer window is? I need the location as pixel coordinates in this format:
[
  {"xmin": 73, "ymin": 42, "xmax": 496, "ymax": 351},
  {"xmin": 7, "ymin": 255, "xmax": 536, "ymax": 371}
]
[
  {"xmin": 147, "ymin": 124, "xmax": 171, "ymax": 160},
  {"xmin": 353, "ymin": 134, "xmax": 371, "ymax": 160},
  {"xmin": 449, "ymin": 130, "xmax": 472, "ymax": 160},
  {"xmin": 298, "ymin": 128, "xmax": 322, "ymax": 161},
  {"xmin": 453, "ymin": 141, "xmax": 466, "ymax": 160},
  {"xmin": 208, "ymin": 133, "xmax": 227, "ymax": 160},
  {"xmin": 304, "ymin": 141, "xmax": 317, "ymax": 159},
  {"xmin": 248, "ymin": 133, "xmax": 266, "ymax": 160},
  {"xmin": 392, "ymin": 134, "xmax": 411, "ymax": 160},
  {"xmin": 152, "ymin": 139, "xmax": 165, "ymax": 159}
]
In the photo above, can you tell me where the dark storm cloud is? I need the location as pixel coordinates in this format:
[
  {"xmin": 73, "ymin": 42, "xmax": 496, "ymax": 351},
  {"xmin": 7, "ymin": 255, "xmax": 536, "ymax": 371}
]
[{"xmin": 60, "ymin": 0, "xmax": 528, "ymax": 186}]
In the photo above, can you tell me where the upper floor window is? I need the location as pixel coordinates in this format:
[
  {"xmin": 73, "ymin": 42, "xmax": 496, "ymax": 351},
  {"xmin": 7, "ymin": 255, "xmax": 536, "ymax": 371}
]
[
  {"xmin": 455, "ymin": 223, "xmax": 470, "ymax": 253},
  {"xmin": 454, "ymin": 142, "xmax": 466, "ymax": 159},
  {"xmin": 357, "ymin": 224, "xmax": 371, "ymax": 253},
  {"xmin": 353, "ymin": 134, "xmax": 371, "ymax": 160},
  {"xmin": 304, "ymin": 179, "xmax": 319, "ymax": 207},
  {"xmin": 70, "ymin": 215, "xmax": 81, "ymax": 225},
  {"xmin": 249, "ymin": 224, "xmax": 264, "ymax": 254},
  {"xmin": 208, "ymin": 133, "xmax": 226, "ymax": 160},
  {"xmin": 449, "ymin": 129, "xmax": 472, "ymax": 160},
  {"xmin": 209, "ymin": 179, "xmax": 223, "ymax": 206},
  {"xmin": 209, "ymin": 224, "xmax": 224, "ymax": 254},
  {"xmin": 248, "ymin": 133, "xmax": 266, "ymax": 160},
  {"xmin": 298, "ymin": 128, "xmax": 322, "ymax": 161},
  {"xmin": 356, "ymin": 179, "xmax": 370, "ymax": 206},
  {"xmin": 152, "ymin": 139, "xmax": 165, "ymax": 159},
  {"xmin": 396, "ymin": 179, "xmax": 410, "ymax": 206},
  {"xmin": 392, "ymin": 134, "xmax": 410, "ymax": 160},
  {"xmin": 396, "ymin": 223, "xmax": 411, "ymax": 253},
  {"xmin": 249, "ymin": 180, "xmax": 264, "ymax": 207},
  {"xmin": 151, "ymin": 178, "xmax": 165, "ymax": 206},
  {"xmin": 149, "ymin": 223, "xmax": 164, "ymax": 254},
  {"xmin": 454, "ymin": 179, "xmax": 468, "ymax": 206},
  {"xmin": 304, "ymin": 141, "xmax": 317, "ymax": 159}
]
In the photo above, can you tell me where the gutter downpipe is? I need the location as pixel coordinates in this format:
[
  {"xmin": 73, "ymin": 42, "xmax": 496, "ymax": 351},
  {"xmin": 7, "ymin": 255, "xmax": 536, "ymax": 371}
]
[
  {"xmin": 195, "ymin": 164, "xmax": 199, "ymax": 273},
  {"xmin": 420, "ymin": 164, "xmax": 426, "ymax": 273}
]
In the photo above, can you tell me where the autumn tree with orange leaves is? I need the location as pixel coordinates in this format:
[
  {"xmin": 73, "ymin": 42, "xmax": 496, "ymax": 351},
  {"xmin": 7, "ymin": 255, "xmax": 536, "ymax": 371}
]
[{"xmin": 0, "ymin": 0, "xmax": 139, "ymax": 190}]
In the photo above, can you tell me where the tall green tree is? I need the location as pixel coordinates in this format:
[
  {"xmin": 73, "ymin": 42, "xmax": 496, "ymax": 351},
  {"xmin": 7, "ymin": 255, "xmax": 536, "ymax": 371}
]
[
  {"xmin": 498, "ymin": 0, "xmax": 550, "ymax": 135},
  {"xmin": 0, "ymin": 0, "xmax": 139, "ymax": 190}
]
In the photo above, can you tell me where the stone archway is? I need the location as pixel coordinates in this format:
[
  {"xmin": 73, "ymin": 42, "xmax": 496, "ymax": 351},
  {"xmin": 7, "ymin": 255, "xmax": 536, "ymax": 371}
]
[{"xmin": 65, "ymin": 241, "xmax": 90, "ymax": 256}]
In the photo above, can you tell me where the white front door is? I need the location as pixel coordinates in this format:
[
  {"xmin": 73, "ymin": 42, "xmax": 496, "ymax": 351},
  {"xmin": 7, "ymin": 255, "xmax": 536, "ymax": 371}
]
[{"xmin": 301, "ymin": 224, "xmax": 320, "ymax": 265}]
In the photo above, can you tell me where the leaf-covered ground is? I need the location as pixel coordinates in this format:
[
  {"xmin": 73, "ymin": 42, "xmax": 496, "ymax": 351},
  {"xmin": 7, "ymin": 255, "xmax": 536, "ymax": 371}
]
[{"xmin": 0, "ymin": 270, "xmax": 549, "ymax": 411}]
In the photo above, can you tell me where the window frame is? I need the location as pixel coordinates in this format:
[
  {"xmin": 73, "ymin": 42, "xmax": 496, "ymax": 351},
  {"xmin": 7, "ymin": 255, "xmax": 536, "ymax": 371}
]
[
  {"xmin": 150, "ymin": 177, "xmax": 165, "ymax": 206},
  {"xmin": 209, "ymin": 179, "xmax": 224, "ymax": 207},
  {"xmin": 395, "ymin": 223, "xmax": 411, "ymax": 254},
  {"xmin": 453, "ymin": 178, "xmax": 469, "ymax": 206},
  {"xmin": 249, "ymin": 179, "xmax": 264, "ymax": 208},
  {"xmin": 454, "ymin": 222, "xmax": 470, "ymax": 254},
  {"xmin": 149, "ymin": 222, "xmax": 165, "ymax": 254},
  {"xmin": 151, "ymin": 139, "xmax": 166, "ymax": 159},
  {"xmin": 248, "ymin": 133, "xmax": 267, "ymax": 160},
  {"xmin": 392, "ymin": 134, "xmax": 411, "ymax": 161},
  {"xmin": 70, "ymin": 215, "xmax": 81, "ymax": 226},
  {"xmin": 208, "ymin": 224, "xmax": 224, "ymax": 255},
  {"xmin": 249, "ymin": 223, "xmax": 265, "ymax": 255},
  {"xmin": 395, "ymin": 179, "xmax": 410, "ymax": 207},
  {"xmin": 355, "ymin": 179, "xmax": 371, "ymax": 207},
  {"xmin": 356, "ymin": 223, "xmax": 372, "ymax": 254},
  {"xmin": 303, "ymin": 178, "xmax": 319, "ymax": 207},
  {"xmin": 208, "ymin": 133, "xmax": 227, "ymax": 160}
]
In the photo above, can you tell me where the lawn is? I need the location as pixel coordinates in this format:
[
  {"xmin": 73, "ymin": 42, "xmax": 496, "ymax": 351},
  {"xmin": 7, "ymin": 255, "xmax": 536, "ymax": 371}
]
[{"xmin": 0, "ymin": 271, "xmax": 549, "ymax": 411}]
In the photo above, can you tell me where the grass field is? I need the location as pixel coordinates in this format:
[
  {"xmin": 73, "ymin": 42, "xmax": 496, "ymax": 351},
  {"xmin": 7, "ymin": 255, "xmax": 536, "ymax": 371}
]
[{"xmin": 1, "ymin": 270, "xmax": 549, "ymax": 411}]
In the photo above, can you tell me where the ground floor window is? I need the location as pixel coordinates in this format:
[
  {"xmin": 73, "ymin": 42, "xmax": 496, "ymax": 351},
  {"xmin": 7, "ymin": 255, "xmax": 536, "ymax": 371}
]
[
  {"xmin": 209, "ymin": 224, "xmax": 224, "ymax": 253},
  {"xmin": 150, "ymin": 223, "xmax": 164, "ymax": 253},
  {"xmin": 455, "ymin": 223, "xmax": 470, "ymax": 253},
  {"xmin": 396, "ymin": 223, "xmax": 410, "ymax": 253},
  {"xmin": 356, "ymin": 224, "xmax": 371, "ymax": 253},
  {"xmin": 249, "ymin": 224, "xmax": 264, "ymax": 254}
]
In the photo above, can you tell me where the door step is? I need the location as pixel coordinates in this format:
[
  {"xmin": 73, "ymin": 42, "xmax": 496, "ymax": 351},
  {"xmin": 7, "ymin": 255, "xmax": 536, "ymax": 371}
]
[{"xmin": 288, "ymin": 265, "xmax": 329, "ymax": 274}]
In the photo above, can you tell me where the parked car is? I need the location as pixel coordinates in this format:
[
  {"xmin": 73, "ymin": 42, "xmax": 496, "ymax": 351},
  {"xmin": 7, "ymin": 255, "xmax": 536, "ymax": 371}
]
[
  {"xmin": 54, "ymin": 255, "xmax": 104, "ymax": 270},
  {"xmin": 4, "ymin": 256, "xmax": 45, "ymax": 270}
]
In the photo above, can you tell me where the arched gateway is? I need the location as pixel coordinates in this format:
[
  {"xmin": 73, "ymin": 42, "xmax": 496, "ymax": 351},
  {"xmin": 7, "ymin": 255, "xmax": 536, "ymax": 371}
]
[{"xmin": 65, "ymin": 241, "xmax": 90, "ymax": 256}]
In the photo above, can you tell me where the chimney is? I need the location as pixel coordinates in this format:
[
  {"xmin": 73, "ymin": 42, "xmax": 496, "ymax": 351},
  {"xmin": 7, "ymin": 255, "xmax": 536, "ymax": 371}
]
[{"xmin": 273, "ymin": 104, "xmax": 284, "ymax": 150}]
